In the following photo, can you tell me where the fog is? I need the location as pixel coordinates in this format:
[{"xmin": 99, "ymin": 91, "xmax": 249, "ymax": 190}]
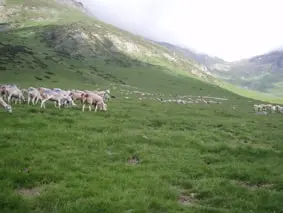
[{"xmin": 81, "ymin": 0, "xmax": 283, "ymax": 62}]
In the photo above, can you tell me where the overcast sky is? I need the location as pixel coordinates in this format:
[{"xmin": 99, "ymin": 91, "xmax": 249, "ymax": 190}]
[{"xmin": 81, "ymin": 0, "xmax": 283, "ymax": 62}]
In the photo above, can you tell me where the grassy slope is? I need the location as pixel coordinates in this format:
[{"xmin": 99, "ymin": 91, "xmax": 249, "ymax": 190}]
[
  {"xmin": 1, "ymin": 1, "xmax": 283, "ymax": 213},
  {"xmin": 2, "ymin": 101, "xmax": 283, "ymax": 213},
  {"xmin": 224, "ymin": 62, "xmax": 283, "ymax": 97},
  {"xmin": 0, "ymin": 0, "xmax": 238, "ymax": 98},
  {"xmin": 157, "ymin": 41, "xmax": 283, "ymax": 100}
]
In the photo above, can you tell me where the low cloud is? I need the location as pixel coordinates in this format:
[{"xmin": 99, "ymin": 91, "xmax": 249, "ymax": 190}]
[{"xmin": 81, "ymin": 0, "xmax": 283, "ymax": 61}]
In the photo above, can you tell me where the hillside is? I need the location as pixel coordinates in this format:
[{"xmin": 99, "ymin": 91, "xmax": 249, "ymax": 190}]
[
  {"xmin": 0, "ymin": 0, "xmax": 225, "ymax": 91},
  {"xmin": 2, "ymin": 1, "xmax": 283, "ymax": 213},
  {"xmin": 3, "ymin": 0, "xmax": 281, "ymax": 101},
  {"xmin": 157, "ymin": 42, "xmax": 283, "ymax": 97}
]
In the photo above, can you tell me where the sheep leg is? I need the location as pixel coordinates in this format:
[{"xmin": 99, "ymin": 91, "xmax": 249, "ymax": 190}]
[
  {"xmin": 94, "ymin": 104, "xmax": 98, "ymax": 112},
  {"xmin": 35, "ymin": 96, "xmax": 41, "ymax": 105},
  {"xmin": 30, "ymin": 96, "xmax": 34, "ymax": 105},
  {"xmin": 82, "ymin": 104, "xmax": 85, "ymax": 112},
  {"xmin": 7, "ymin": 94, "xmax": 12, "ymax": 104},
  {"xmin": 89, "ymin": 104, "xmax": 92, "ymax": 111},
  {"xmin": 40, "ymin": 99, "xmax": 48, "ymax": 108},
  {"xmin": 34, "ymin": 97, "xmax": 38, "ymax": 105},
  {"xmin": 32, "ymin": 97, "xmax": 36, "ymax": 105},
  {"xmin": 56, "ymin": 99, "xmax": 61, "ymax": 109},
  {"xmin": 71, "ymin": 100, "xmax": 76, "ymax": 107}
]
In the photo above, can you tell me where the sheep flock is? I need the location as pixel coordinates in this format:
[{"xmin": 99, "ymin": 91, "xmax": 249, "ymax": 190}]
[
  {"xmin": 0, "ymin": 84, "xmax": 110, "ymax": 113},
  {"xmin": 254, "ymin": 103, "xmax": 283, "ymax": 114},
  {"xmin": 1, "ymin": 83, "xmax": 283, "ymax": 115}
]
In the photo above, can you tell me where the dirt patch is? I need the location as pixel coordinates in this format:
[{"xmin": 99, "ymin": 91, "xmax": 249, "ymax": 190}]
[
  {"xmin": 127, "ymin": 155, "xmax": 140, "ymax": 165},
  {"xmin": 178, "ymin": 193, "xmax": 198, "ymax": 206},
  {"xmin": 234, "ymin": 181, "xmax": 274, "ymax": 190},
  {"xmin": 16, "ymin": 187, "xmax": 41, "ymax": 197}
]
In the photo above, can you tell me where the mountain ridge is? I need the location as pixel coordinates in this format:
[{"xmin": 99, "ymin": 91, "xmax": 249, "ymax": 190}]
[
  {"xmin": 156, "ymin": 41, "xmax": 283, "ymax": 97},
  {"xmin": 1, "ymin": 0, "xmax": 237, "ymax": 100},
  {"xmin": 1, "ymin": 0, "xmax": 282, "ymax": 103}
]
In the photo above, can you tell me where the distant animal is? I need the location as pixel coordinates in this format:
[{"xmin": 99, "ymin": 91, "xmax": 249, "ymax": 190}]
[
  {"xmin": 81, "ymin": 92, "xmax": 107, "ymax": 112},
  {"xmin": 0, "ymin": 96, "xmax": 12, "ymax": 113}
]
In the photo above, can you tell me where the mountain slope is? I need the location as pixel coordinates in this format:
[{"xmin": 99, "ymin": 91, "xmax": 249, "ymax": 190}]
[
  {"xmin": 226, "ymin": 50, "xmax": 283, "ymax": 95},
  {"xmin": 0, "ymin": 0, "xmax": 245, "ymax": 100},
  {"xmin": 2, "ymin": 2, "xmax": 283, "ymax": 213},
  {"xmin": 157, "ymin": 42, "xmax": 283, "ymax": 97}
]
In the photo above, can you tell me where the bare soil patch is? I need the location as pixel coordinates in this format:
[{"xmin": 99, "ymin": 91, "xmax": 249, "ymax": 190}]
[
  {"xmin": 234, "ymin": 181, "xmax": 275, "ymax": 190},
  {"xmin": 178, "ymin": 192, "xmax": 198, "ymax": 206},
  {"xmin": 127, "ymin": 155, "xmax": 140, "ymax": 165},
  {"xmin": 16, "ymin": 187, "xmax": 42, "ymax": 198}
]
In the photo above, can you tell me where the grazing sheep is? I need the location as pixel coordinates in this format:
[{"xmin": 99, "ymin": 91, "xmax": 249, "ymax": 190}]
[
  {"xmin": 4, "ymin": 86, "xmax": 25, "ymax": 104},
  {"xmin": 270, "ymin": 105, "xmax": 277, "ymax": 113},
  {"xmin": 54, "ymin": 89, "xmax": 76, "ymax": 108},
  {"xmin": 27, "ymin": 87, "xmax": 42, "ymax": 105},
  {"xmin": 38, "ymin": 87, "xmax": 51, "ymax": 99},
  {"xmin": 1, "ymin": 84, "xmax": 18, "ymax": 101},
  {"xmin": 275, "ymin": 105, "xmax": 281, "ymax": 113},
  {"xmin": 81, "ymin": 92, "xmax": 107, "ymax": 112},
  {"xmin": 93, "ymin": 89, "xmax": 111, "ymax": 102},
  {"xmin": 0, "ymin": 96, "xmax": 12, "ymax": 113},
  {"xmin": 70, "ymin": 90, "xmax": 84, "ymax": 103},
  {"xmin": 254, "ymin": 104, "xmax": 262, "ymax": 112},
  {"xmin": 40, "ymin": 90, "xmax": 69, "ymax": 109}
]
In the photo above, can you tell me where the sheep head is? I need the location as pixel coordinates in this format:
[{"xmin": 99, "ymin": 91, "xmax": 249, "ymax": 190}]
[{"xmin": 5, "ymin": 105, "xmax": 12, "ymax": 113}]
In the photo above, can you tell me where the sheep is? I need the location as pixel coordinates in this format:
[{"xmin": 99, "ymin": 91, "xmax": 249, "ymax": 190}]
[
  {"xmin": 0, "ymin": 96, "xmax": 12, "ymax": 113},
  {"xmin": 53, "ymin": 89, "xmax": 76, "ymax": 108},
  {"xmin": 40, "ymin": 90, "xmax": 70, "ymax": 109},
  {"xmin": 42, "ymin": 89, "xmax": 74, "ymax": 109},
  {"xmin": 254, "ymin": 104, "xmax": 262, "ymax": 112},
  {"xmin": 4, "ymin": 86, "xmax": 25, "ymax": 104},
  {"xmin": 93, "ymin": 89, "xmax": 111, "ymax": 102},
  {"xmin": 1, "ymin": 84, "xmax": 18, "ymax": 101},
  {"xmin": 81, "ymin": 92, "xmax": 107, "ymax": 112},
  {"xmin": 69, "ymin": 90, "xmax": 84, "ymax": 104},
  {"xmin": 38, "ymin": 87, "xmax": 51, "ymax": 99},
  {"xmin": 270, "ymin": 105, "xmax": 277, "ymax": 113},
  {"xmin": 275, "ymin": 105, "xmax": 282, "ymax": 113},
  {"xmin": 27, "ymin": 87, "xmax": 42, "ymax": 105}
]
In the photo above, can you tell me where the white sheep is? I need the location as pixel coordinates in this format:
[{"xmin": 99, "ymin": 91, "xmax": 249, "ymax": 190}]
[
  {"xmin": 40, "ymin": 90, "xmax": 71, "ymax": 109},
  {"xmin": 271, "ymin": 105, "xmax": 277, "ymax": 113},
  {"xmin": 50, "ymin": 89, "xmax": 75, "ymax": 108},
  {"xmin": 70, "ymin": 90, "xmax": 84, "ymax": 104},
  {"xmin": 4, "ymin": 86, "xmax": 25, "ymax": 104},
  {"xmin": 81, "ymin": 92, "xmax": 107, "ymax": 112},
  {"xmin": 1, "ymin": 84, "xmax": 18, "ymax": 102},
  {"xmin": 93, "ymin": 89, "xmax": 111, "ymax": 102},
  {"xmin": 27, "ymin": 87, "xmax": 42, "ymax": 105},
  {"xmin": 0, "ymin": 96, "xmax": 12, "ymax": 113},
  {"xmin": 254, "ymin": 104, "xmax": 262, "ymax": 112}
]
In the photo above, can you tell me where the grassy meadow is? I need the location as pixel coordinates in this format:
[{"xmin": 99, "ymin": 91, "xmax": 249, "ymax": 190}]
[
  {"xmin": 1, "ymin": 95, "xmax": 283, "ymax": 213},
  {"xmin": 1, "ymin": 0, "xmax": 283, "ymax": 212}
]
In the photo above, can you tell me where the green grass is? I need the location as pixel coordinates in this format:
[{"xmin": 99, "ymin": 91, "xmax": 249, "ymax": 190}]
[
  {"xmin": 1, "ymin": 99, "xmax": 283, "ymax": 213},
  {"xmin": 221, "ymin": 82, "xmax": 283, "ymax": 104},
  {"xmin": 1, "ymin": 0, "xmax": 283, "ymax": 212}
]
